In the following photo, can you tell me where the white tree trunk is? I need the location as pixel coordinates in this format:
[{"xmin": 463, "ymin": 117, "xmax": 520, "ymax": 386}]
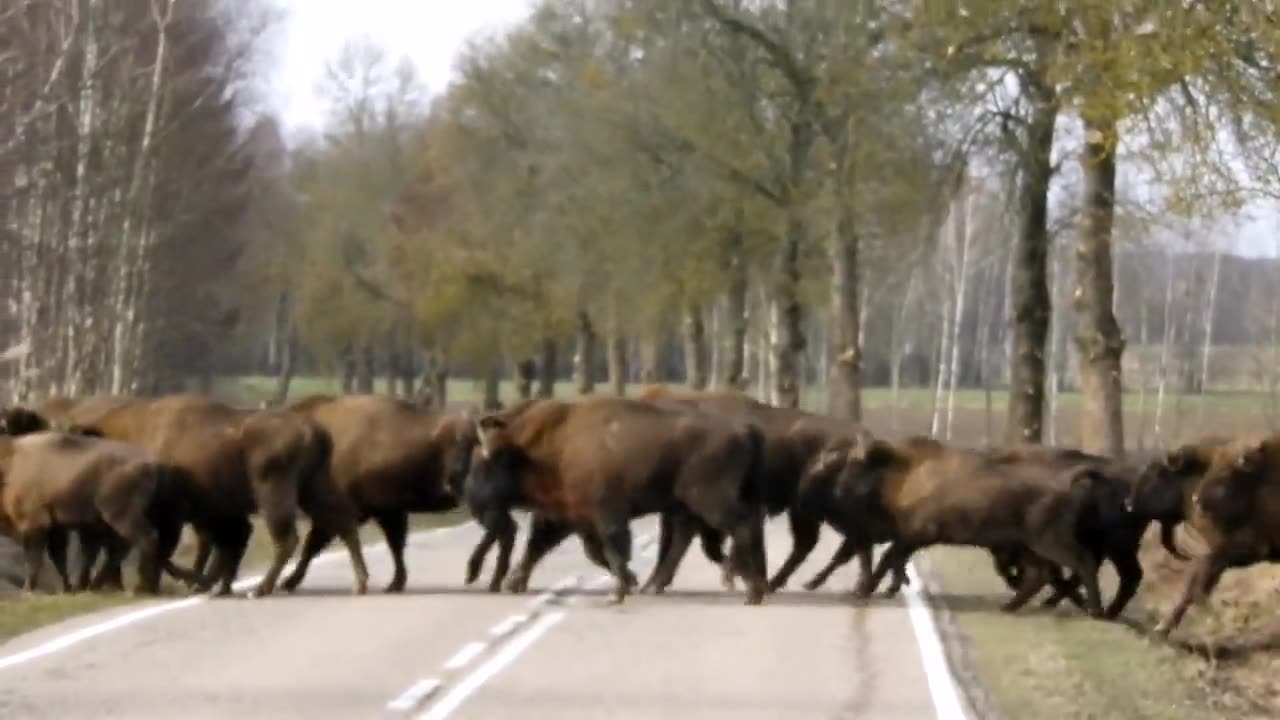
[{"xmin": 944, "ymin": 181, "xmax": 971, "ymax": 440}]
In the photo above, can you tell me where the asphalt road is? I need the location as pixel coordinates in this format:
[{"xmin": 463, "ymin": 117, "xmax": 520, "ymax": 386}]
[{"xmin": 0, "ymin": 517, "xmax": 968, "ymax": 719}]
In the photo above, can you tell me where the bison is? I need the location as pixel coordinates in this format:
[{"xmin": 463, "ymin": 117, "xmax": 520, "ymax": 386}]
[
  {"xmin": 822, "ymin": 436, "xmax": 1109, "ymax": 617},
  {"xmin": 634, "ymin": 385, "xmax": 880, "ymax": 595},
  {"xmin": 1147, "ymin": 435, "xmax": 1280, "ymax": 635},
  {"xmin": 0, "ymin": 408, "xmax": 199, "ymax": 594},
  {"xmin": 277, "ymin": 394, "xmax": 473, "ymax": 593},
  {"xmin": 461, "ymin": 395, "xmax": 770, "ymax": 604},
  {"xmin": 58, "ymin": 394, "xmax": 369, "ymax": 598}
]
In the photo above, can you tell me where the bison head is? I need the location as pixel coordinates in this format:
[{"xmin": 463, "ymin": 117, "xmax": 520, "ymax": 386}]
[
  {"xmin": 0, "ymin": 407, "xmax": 50, "ymax": 436},
  {"xmin": 460, "ymin": 414, "xmax": 526, "ymax": 513},
  {"xmin": 1128, "ymin": 445, "xmax": 1209, "ymax": 521},
  {"xmin": 814, "ymin": 437, "xmax": 904, "ymax": 510},
  {"xmin": 1194, "ymin": 438, "xmax": 1272, "ymax": 527}
]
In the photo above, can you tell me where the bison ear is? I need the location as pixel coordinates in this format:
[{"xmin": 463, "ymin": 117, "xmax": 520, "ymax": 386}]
[
  {"xmin": 856, "ymin": 439, "xmax": 899, "ymax": 469},
  {"xmin": 809, "ymin": 444, "xmax": 849, "ymax": 478},
  {"xmin": 475, "ymin": 415, "xmax": 508, "ymax": 459},
  {"xmin": 1236, "ymin": 442, "xmax": 1265, "ymax": 473}
]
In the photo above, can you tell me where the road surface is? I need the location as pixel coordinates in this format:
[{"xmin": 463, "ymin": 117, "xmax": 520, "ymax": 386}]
[{"xmin": 0, "ymin": 517, "xmax": 969, "ymax": 719}]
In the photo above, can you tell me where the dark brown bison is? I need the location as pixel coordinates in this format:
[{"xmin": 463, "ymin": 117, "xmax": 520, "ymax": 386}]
[
  {"xmin": 979, "ymin": 445, "xmax": 1152, "ymax": 618},
  {"xmin": 276, "ymin": 394, "xmax": 473, "ymax": 593},
  {"xmin": 1147, "ymin": 435, "xmax": 1280, "ymax": 635},
  {"xmin": 0, "ymin": 409, "xmax": 198, "ymax": 594},
  {"xmin": 60, "ymin": 394, "xmax": 368, "ymax": 597},
  {"xmin": 461, "ymin": 395, "xmax": 769, "ymax": 604},
  {"xmin": 634, "ymin": 385, "xmax": 880, "ymax": 595},
  {"xmin": 1125, "ymin": 438, "xmax": 1232, "ymax": 563},
  {"xmin": 822, "ymin": 436, "xmax": 1109, "ymax": 617}
]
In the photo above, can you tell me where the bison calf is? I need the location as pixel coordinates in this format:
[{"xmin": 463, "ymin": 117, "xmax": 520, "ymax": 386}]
[{"xmin": 0, "ymin": 418, "xmax": 196, "ymax": 594}]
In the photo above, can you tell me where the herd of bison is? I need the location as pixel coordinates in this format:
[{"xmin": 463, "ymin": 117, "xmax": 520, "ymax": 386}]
[{"xmin": 0, "ymin": 385, "xmax": 1277, "ymax": 640}]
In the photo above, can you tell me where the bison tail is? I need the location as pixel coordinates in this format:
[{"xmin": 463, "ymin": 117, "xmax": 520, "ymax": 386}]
[{"xmin": 738, "ymin": 423, "xmax": 766, "ymax": 508}]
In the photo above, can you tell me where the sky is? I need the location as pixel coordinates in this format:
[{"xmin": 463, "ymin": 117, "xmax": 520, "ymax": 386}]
[{"xmin": 267, "ymin": 0, "xmax": 534, "ymax": 137}]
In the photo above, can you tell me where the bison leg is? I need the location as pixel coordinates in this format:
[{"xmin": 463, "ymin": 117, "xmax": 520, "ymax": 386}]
[
  {"xmin": 506, "ymin": 515, "xmax": 572, "ymax": 594},
  {"xmin": 482, "ymin": 511, "xmax": 518, "ymax": 593},
  {"xmin": 207, "ymin": 519, "xmax": 253, "ymax": 597},
  {"xmin": 638, "ymin": 512, "xmax": 675, "ymax": 593},
  {"xmin": 578, "ymin": 530, "xmax": 638, "ymax": 588},
  {"xmin": 190, "ymin": 529, "xmax": 214, "ymax": 582},
  {"xmin": 280, "ymin": 524, "xmax": 335, "ymax": 592},
  {"xmin": 20, "ymin": 529, "xmax": 50, "ymax": 593},
  {"xmin": 90, "ymin": 536, "xmax": 128, "ymax": 592},
  {"xmin": 1155, "ymin": 545, "xmax": 1236, "ymax": 636},
  {"xmin": 336, "ymin": 525, "xmax": 370, "ymax": 596},
  {"xmin": 639, "ymin": 513, "xmax": 696, "ymax": 595},
  {"xmin": 46, "ymin": 527, "xmax": 73, "ymax": 593},
  {"xmin": 595, "ymin": 517, "xmax": 634, "ymax": 604},
  {"xmin": 1000, "ymin": 558, "xmax": 1051, "ymax": 613},
  {"xmin": 74, "ymin": 529, "xmax": 100, "ymax": 591},
  {"xmin": 465, "ymin": 528, "xmax": 497, "ymax": 587},
  {"xmin": 1040, "ymin": 569, "xmax": 1087, "ymax": 610},
  {"xmin": 250, "ymin": 513, "xmax": 300, "ymax": 598},
  {"xmin": 1104, "ymin": 550, "xmax": 1144, "ymax": 619},
  {"xmin": 802, "ymin": 536, "xmax": 859, "ymax": 591},
  {"xmin": 374, "ymin": 512, "xmax": 409, "ymax": 593},
  {"xmin": 858, "ymin": 541, "xmax": 918, "ymax": 599},
  {"xmin": 1031, "ymin": 541, "xmax": 1104, "ymax": 618},
  {"xmin": 767, "ymin": 510, "xmax": 821, "ymax": 593},
  {"xmin": 726, "ymin": 518, "xmax": 768, "ymax": 606}
]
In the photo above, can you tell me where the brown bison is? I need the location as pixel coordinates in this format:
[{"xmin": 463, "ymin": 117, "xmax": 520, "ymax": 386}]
[
  {"xmin": 59, "ymin": 394, "xmax": 368, "ymax": 598},
  {"xmin": 276, "ymin": 394, "xmax": 473, "ymax": 593},
  {"xmin": 462, "ymin": 395, "xmax": 770, "ymax": 604},
  {"xmin": 1147, "ymin": 435, "xmax": 1280, "ymax": 635},
  {"xmin": 822, "ymin": 436, "xmax": 1109, "ymax": 617},
  {"xmin": 634, "ymin": 385, "xmax": 879, "ymax": 595},
  {"xmin": 0, "ymin": 408, "xmax": 198, "ymax": 594}
]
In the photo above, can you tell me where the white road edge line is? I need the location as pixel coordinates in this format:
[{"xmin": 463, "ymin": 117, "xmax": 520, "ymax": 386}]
[
  {"xmin": 386, "ymin": 678, "xmax": 442, "ymax": 712},
  {"xmin": 416, "ymin": 610, "xmax": 568, "ymax": 720},
  {"xmin": 903, "ymin": 561, "xmax": 970, "ymax": 720},
  {"xmin": 0, "ymin": 524, "xmax": 471, "ymax": 672},
  {"xmin": 488, "ymin": 614, "xmax": 527, "ymax": 639},
  {"xmin": 442, "ymin": 640, "xmax": 488, "ymax": 671}
]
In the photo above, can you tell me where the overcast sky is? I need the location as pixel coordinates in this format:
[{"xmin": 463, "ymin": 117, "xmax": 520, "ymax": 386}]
[{"xmin": 267, "ymin": 0, "xmax": 533, "ymax": 136}]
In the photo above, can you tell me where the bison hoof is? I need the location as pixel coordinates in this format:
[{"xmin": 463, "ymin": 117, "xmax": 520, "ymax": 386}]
[
  {"xmin": 504, "ymin": 576, "xmax": 529, "ymax": 594},
  {"xmin": 744, "ymin": 592, "xmax": 764, "ymax": 606},
  {"xmin": 384, "ymin": 579, "xmax": 406, "ymax": 594},
  {"xmin": 801, "ymin": 579, "xmax": 823, "ymax": 592}
]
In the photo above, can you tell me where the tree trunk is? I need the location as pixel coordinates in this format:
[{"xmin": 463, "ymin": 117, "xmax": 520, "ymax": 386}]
[
  {"xmin": 683, "ymin": 302, "xmax": 709, "ymax": 390},
  {"xmin": 1005, "ymin": 80, "xmax": 1058, "ymax": 445},
  {"xmin": 638, "ymin": 331, "xmax": 662, "ymax": 385},
  {"xmin": 724, "ymin": 234, "xmax": 749, "ymax": 389},
  {"xmin": 537, "ymin": 337, "xmax": 557, "ymax": 397},
  {"xmin": 1153, "ymin": 250, "xmax": 1176, "ymax": 442},
  {"xmin": 339, "ymin": 343, "xmax": 356, "ymax": 393},
  {"xmin": 573, "ymin": 310, "xmax": 596, "ymax": 395},
  {"xmin": 515, "ymin": 358, "xmax": 536, "ymax": 399},
  {"xmin": 1073, "ymin": 113, "xmax": 1126, "ymax": 457},
  {"xmin": 772, "ymin": 217, "xmax": 805, "ymax": 409},
  {"xmin": 607, "ymin": 334, "xmax": 628, "ymax": 396},
  {"xmin": 482, "ymin": 365, "xmax": 501, "ymax": 410},
  {"xmin": 827, "ymin": 205, "xmax": 862, "ymax": 421},
  {"xmin": 384, "ymin": 327, "xmax": 399, "ymax": 395},
  {"xmin": 272, "ymin": 326, "xmax": 297, "ymax": 405},
  {"xmin": 944, "ymin": 177, "xmax": 971, "ymax": 440},
  {"xmin": 889, "ymin": 269, "xmax": 918, "ymax": 435},
  {"xmin": 356, "ymin": 343, "xmax": 375, "ymax": 393},
  {"xmin": 431, "ymin": 365, "xmax": 449, "ymax": 409}
]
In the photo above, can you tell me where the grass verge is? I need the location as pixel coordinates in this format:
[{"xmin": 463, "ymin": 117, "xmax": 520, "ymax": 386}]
[{"xmin": 921, "ymin": 540, "xmax": 1275, "ymax": 720}]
